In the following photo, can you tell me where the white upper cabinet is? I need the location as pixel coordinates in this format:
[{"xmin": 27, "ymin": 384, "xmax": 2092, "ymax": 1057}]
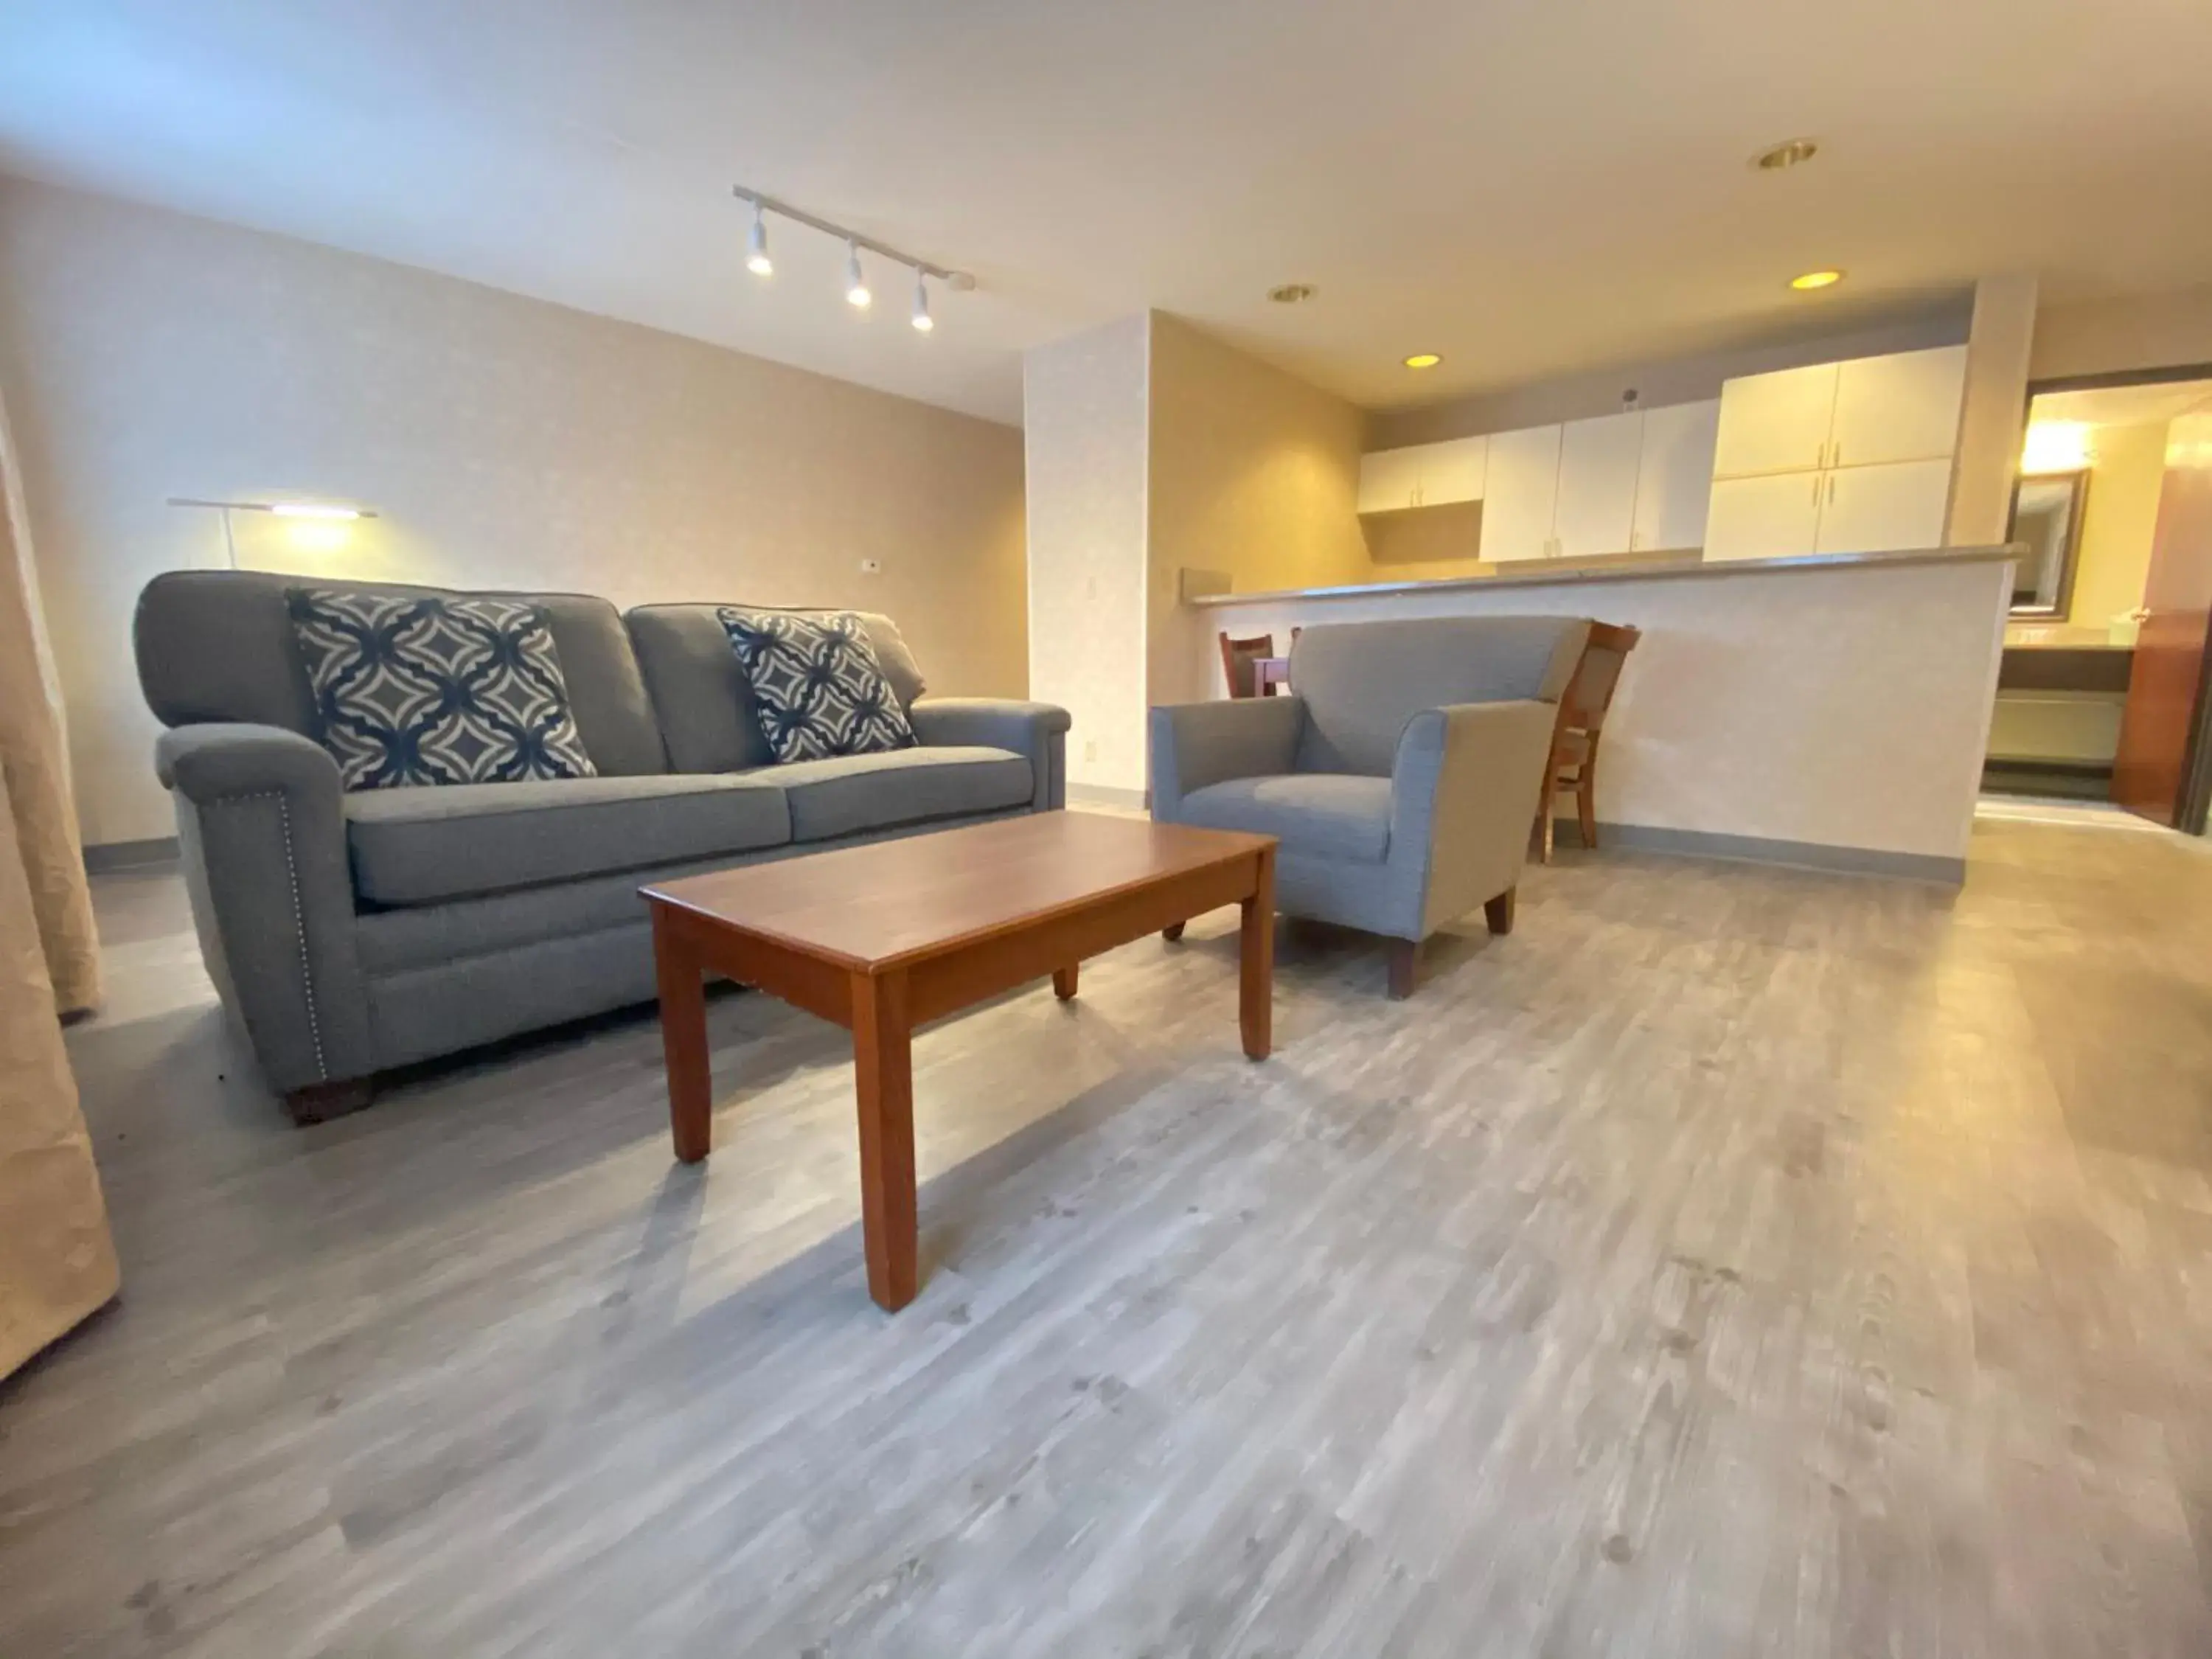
[
  {"xmin": 1356, "ymin": 436, "xmax": 1487, "ymax": 514},
  {"xmin": 1356, "ymin": 447, "xmax": 1425, "ymax": 514},
  {"xmin": 1704, "ymin": 471, "xmax": 1825, "ymax": 563},
  {"xmin": 1419, "ymin": 436, "xmax": 1488, "ymax": 506},
  {"xmin": 1553, "ymin": 412, "xmax": 1644, "ymax": 559},
  {"xmin": 1480, "ymin": 424, "xmax": 1565, "ymax": 562},
  {"xmin": 1630, "ymin": 399, "xmax": 1721, "ymax": 553},
  {"xmin": 1711, "ymin": 363, "xmax": 1838, "ymax": 479},
  {"xmin": 1814, "ymin": 458, "xmax": 1957, "ymax": 555},
  {"xmin": 1828, "ymin": 345, "xmax": 1968, "ymax": 469}
]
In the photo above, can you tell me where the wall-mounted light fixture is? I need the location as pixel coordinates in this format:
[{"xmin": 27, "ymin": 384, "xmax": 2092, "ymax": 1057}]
[
  {"xmin": 733, "ymin": 185, "xmax": 973, "ymax": 334},
  {"xmin": 167, "ymin": 497, "xmax": 378, "ymax": 569}
]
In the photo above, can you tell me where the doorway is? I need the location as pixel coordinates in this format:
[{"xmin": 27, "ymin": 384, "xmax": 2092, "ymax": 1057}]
[{"xmin": 1983, "ymin": 367, "xmax": 2212, "ymax": 828}]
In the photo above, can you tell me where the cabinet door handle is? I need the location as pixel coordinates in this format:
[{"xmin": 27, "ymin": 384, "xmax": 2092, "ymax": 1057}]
[
  {"xmin": 1827, "ymin": 474, "xmax": 1837, "ymax": 504},
  {"xmin": 1812, "ymin": 473, "xmax": 1822, "ymax": 506},
  {"xmin": 1832, "ymin": 440, "xmax": 1841, "ymax": 467}
]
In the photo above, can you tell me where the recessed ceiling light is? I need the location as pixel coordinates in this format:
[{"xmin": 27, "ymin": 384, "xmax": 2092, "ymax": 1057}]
[
  {"xmin": 1404, "ymin": 352, "xmax": 1442, "ymax": 369},
  {"xmin": 1268, "ymin": 283, "xmax": 1315, "ymax": 305},
  {"xmin": 1753, "ymin": 137, "xmax": 1820, "ymax": 171},
  {"xmin": 1790, "ymin": 268, "xmax": 1845, "ymax": 291}
]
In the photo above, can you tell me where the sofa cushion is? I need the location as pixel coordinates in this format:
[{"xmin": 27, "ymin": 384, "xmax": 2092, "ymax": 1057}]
[
  {"xmin": 289, "ymin": 589, "xmax": 599, "ymax": 790},
  {"xmin": 772, "ymin": 746, "xmax": 1032, "ymax": 842},
  {"xmin": 716, "ymin": 608, "xmax": 918, "ymax": 762},
  {"xmin": 625, "ymin": 603, "xmax": 928, "ymax": 773},
  {"xmin": 345, "ymin": 773, "xmax": 790, "ymax": 905},
  {"xmin": 1290, "ymin": 616, "xmax": 1589, "ymax": 776},
  {"xmin": 1175, "ymin": 773, "xmax": 1393, "ymax": 863},
  {"xmin": 135, "ymin": 571, "xmax": 669, "ymax": 776}
]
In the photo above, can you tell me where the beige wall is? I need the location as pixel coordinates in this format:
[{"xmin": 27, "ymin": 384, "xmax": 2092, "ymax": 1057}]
[
  {"xmin": 2032, "ymin": 283, "xmax": 2212, "ymax": 382},
  {"xmin": 1203, "ymin": 554, "xmax": 2014, "ymax": 868},
  {"xmin": 1023, "ymin": 315, "xmax": 1152, "ymax": 797},
  {"xmin": 2006, "ymin": 420, "xmax": 2168, "ymax": 646},
  {"xmin": 1947, "ymin": 274, "xmax": 2038, "ymax": 546},
  {"xmin": 1145, "ymin": 313, "xmax": 1368, "ymax": 706},
  {"xmin": 0, "ymin": 177, "xmax": 1028, "ymax": 846}
]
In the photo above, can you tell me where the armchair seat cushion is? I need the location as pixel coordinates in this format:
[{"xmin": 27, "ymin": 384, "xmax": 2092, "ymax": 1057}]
[
  {"xmin": 1176, "ymin": 773, "xmax": 1392, "ymax": 863},
  {"xmin": 345, "ymin": 774, "xmax": 790, "ymax": 906},
  {"xmin": 773, "ymin": 745, "xmax": 1034, "ymax": 842}
]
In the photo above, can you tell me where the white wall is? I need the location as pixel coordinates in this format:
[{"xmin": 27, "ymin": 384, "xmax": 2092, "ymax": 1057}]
[
  {"xmin": 0, "ymin": 177, "xmax": 1029, "ymax": 846},
  {"xmin": 1023, "ymin": 316, "xmax": 1152, "ymax": 797},
  {"xmin": 1203, "ymin": 554, "xmax": 2013, "ymax": 869}
]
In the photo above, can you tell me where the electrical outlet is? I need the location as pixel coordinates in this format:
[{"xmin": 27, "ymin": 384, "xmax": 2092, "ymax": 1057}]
[
  {"xmin": 858, "ymin": 558, "xmax": 882, "ymax": 576},
  {"xmin": 1083, "ymin": 740, "xmax": 1099, "ymax": 762}
]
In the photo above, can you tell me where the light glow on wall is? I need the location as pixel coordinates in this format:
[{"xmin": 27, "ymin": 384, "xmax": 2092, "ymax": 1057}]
[{"xmin": 2021, "ymin": 421, "xmax": 2093, "ymax": 476}]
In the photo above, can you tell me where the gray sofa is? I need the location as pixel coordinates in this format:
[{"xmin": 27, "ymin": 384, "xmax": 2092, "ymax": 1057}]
[
  {"xmin": 1150, "ymin": 616, "xmax": 1587, "ymax": 996},
  {"xmin": 134, "ymin": 571, "xmax": 1069, "ymax": 1119}
]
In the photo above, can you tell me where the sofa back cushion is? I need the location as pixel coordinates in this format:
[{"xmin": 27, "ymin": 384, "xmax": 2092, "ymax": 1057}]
[
  {"xmin": 625, "ymin": 603, "xmax": 927, "ymax": 773},
  {"xmin": 1290, "ymin": 616, "xmax": 1591, "ymax": 776},
  {"xmin": 134, "ymin": 571, "xmax": 668, "ymax": 776}
]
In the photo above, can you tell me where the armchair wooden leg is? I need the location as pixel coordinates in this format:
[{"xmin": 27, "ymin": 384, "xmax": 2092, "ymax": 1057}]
[
  {"xmin": 285, "ymin": 1078, "xmax": 374, "ymax": 1125},
  {"xmin": 1161, "ymin": 922, "xmax": 1186, "ymax": 942},
  {"xmin": 1484, "ymin": 888, "xmax": 1517, "ymax": 936},
  {"xmin": 1576, "ymin": 779, "xmax": 1599, "ymax": 850},
  {"xmin": 1386, "ymin": 936, "xmax": 1421, "ymax": 1000}
]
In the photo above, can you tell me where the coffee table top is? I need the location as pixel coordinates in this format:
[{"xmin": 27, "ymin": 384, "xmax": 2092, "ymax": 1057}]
[{"xmin": 641, "ymin": 810, "xmax": 1273, "ymax": 971}]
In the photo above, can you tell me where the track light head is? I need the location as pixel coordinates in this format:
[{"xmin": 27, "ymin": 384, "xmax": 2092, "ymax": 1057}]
[
  {"xmin": 845, "ymin": 241, "xmax": 872, "ymax": 309},
  {"xmin": 911, "ymin": 270, "xmax": 933, "ymax": 333},
  {"xmin": 745, "ymin": 202, "xmax": 772, "ymax": 277}
]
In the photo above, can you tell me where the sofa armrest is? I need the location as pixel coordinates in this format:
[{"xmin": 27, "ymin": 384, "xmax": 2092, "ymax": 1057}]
[
  {"xmin": 1149, "ymin": 698, "xmax": 1305, "ymax": 819},
  {"xmin": 908, "ymin": 698, "xmax": 1071, "ymax": 810},
  {"xmin": 155, "ymin": 723, "xmax": 373, "ymax": 1093},
  {"xmin": 1390, "ymin": 700, "xmax": 1557, "ymax": 933}
]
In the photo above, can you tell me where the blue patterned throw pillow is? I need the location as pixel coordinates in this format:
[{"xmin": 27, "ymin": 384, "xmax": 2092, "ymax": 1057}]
[
  {"xmin": 716, "ymin": 608, "xmax": 917, "ymax": 763},
  {"xmin": 288, "ymin": 589, "xmax": 599, "ymax": 790}
]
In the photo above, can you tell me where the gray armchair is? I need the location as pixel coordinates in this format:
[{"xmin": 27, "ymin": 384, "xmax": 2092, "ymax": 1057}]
[{"xmin": 1150, "ymin": 616, "xmax": 1590, "ymax": 995}]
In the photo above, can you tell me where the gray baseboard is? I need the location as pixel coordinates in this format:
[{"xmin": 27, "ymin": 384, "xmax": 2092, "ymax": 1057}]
[
  {"xmin": 1562, "ymin": 819, "xmax": 1965, "ymax": 886},
  {"xmin": 1068, "ymin": 782, "xmax": 1149, "ymax": 812},
  {"xmin": 83, "ymin": 835, "xmax": 181, "ymax": 873}
]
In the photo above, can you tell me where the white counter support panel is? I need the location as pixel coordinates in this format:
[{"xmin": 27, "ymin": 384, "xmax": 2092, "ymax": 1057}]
[{"xmin": 1190, "ymin": 546, "xmax": 2018, "ymax": 883}]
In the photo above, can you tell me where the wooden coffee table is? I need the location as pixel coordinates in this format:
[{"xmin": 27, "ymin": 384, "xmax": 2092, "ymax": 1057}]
[{"xmin": 641, "ymin": 810, "xmax": 1276, "ymax": 1311}]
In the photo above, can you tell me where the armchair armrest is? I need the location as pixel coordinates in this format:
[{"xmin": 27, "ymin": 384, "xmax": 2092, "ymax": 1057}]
[
  {"xmin": 908, "ymin": 698, "xmax": 1071, "ymax": 810},
  {"xmin": 1391, "ymin": 700, "xmax": 1557, "ymax": 934},
  {"xmin": 1149, "ymin": 697, "xmax": 1304, "ymax": 819},
  {"xmin": 154, "ymin": 723, "xmax": 372, "ymax": 1093}
]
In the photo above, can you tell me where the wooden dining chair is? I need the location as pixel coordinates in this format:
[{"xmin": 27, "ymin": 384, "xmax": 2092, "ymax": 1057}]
[
  {"xmin": 1219, "ymin": 631, "xmax": 1277, "ymax": 699},
  {"xmin": 1534, "ymin": 621, "xmax": 1641, "ymax": 861}
]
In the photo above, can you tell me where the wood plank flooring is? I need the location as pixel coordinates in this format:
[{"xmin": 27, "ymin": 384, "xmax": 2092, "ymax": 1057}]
[{"xmin": 4, "ymin": 818, "xmax": 2211, "ymax": 1655}]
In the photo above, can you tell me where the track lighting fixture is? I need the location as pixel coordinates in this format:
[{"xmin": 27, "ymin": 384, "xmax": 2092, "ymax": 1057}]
[
  {"xmin": 745, "ymin": 201, "xmax": 772, "ymax": 276},
  {"xmin": 731, "ymin": 185, "xmax": 974, "ymax": 332}
]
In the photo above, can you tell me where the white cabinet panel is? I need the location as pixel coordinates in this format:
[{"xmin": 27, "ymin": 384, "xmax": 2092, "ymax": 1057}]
[
  {"xmin": 1631, "ymin": 399, "xmax": 1720, "ymax": 552},
  {"xmin": 1829, "ymin": 345, "xmax": 1968, "ymax": 469},
  {"xmin": 1481, "ymin": 423, "xmax": 1564, "ymax": 562},
  {"xmin": 1814, "ymin": 458, "xmax": 1955, "ymax": 554},
  {"xmin": 1357, "ymin": 448, "xmax": 1422, "ymax": 514},
  {"xmin": 1712, "ymin": 362, "xmax": 1839, "ymax": 479},
  {"xmin": 1703, "ymin": 471, "xmax": 1823, "ymax": 562},
  {"xmin": 1553, "ymin": 411, "xmax": 1643, "ymax": 558},
  {"xmin": 1419, "ymin": 436, "xmax": 1488, "ymax": 506}
]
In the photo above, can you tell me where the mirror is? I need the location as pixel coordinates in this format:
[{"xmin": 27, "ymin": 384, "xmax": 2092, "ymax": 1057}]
[{"xmin": 2008, "ymin": 470, "xmax": 2089, "ymax": 616}]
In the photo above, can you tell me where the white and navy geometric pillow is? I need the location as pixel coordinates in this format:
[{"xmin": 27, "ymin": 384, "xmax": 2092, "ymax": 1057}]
[
  {"xmin": 288, "ymin": 589, "xmax": 599, "ymax": 790},
  {"xmin": 716, "ymin": 608, "xmax": 917, "ymax": 764}
]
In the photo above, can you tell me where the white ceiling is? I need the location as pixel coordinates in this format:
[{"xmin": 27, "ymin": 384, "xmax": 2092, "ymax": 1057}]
[{"xmin": 4, "ymin": 0, "xmax": 2211, "ymax": 426}]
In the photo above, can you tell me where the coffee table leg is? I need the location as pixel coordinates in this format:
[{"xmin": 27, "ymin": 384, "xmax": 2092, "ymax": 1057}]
[
  {"xmin": 851, "ymin": 968, "xmax": 919, "ymax": 1311},
  {"xmin": 1053, "ymin": 964, "xmax": 1079, "ymax": 1000},
  {"xmin": 653, "ymin": 908, "xmax": 713, "ymax": 1163},
  {"xmin": 1240, "ymin": 845, "xmax": 1275, "ymax": 1061}
]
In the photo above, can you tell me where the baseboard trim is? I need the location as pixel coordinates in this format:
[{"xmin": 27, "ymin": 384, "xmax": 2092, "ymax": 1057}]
[
  {"xmin": 83, "ymin": 835, "xmax": 181, "ymax": 873},
  {"xmin": 1569, "ymin": 820, "xmax": 1965, "ymax": 886},
  {"xmin": 1068, "ymin": 783, "xmax": 1149, "ymax": 811}
]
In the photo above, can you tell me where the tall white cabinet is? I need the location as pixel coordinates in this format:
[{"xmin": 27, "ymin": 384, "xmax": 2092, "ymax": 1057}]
[{"xmin": 1704, "ymin": 344, "xmax": 1968, "ymax": 561}]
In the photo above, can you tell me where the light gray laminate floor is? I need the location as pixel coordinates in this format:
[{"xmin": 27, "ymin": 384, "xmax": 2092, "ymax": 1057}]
[{"xmin": 5, "ymin": 818, "xmax": 2211, "ymax": 1656}]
